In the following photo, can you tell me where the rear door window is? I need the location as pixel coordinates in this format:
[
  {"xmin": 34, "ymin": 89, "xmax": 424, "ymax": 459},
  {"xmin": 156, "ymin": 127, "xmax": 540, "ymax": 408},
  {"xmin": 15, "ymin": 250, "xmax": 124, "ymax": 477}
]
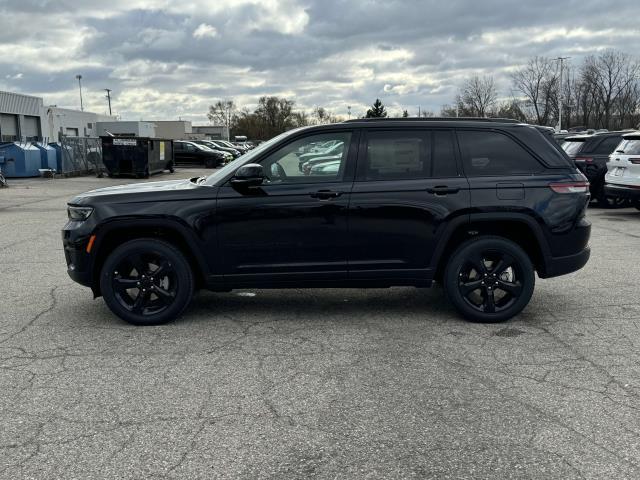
[
  {"xmin": 457, "ymin": 130, "xmax": 543, "ymax": 176},
  {"xmin": 359, "ymin": 129, "xmax": 457, "ymax": 181}
]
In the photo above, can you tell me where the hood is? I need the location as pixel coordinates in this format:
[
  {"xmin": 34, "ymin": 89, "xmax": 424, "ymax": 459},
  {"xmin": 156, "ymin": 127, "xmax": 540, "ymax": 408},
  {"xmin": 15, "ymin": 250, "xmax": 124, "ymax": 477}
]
[{"xmin": 69, "ymin": 178, "xmax": 199, "ymax": 204}]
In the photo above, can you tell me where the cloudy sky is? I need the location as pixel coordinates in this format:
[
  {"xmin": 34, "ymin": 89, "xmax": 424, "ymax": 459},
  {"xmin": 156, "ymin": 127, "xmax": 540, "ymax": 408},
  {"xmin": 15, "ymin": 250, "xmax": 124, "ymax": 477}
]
[{"xmin": 1, "ymin": 0, "xmax": 639, "ymax": 122}]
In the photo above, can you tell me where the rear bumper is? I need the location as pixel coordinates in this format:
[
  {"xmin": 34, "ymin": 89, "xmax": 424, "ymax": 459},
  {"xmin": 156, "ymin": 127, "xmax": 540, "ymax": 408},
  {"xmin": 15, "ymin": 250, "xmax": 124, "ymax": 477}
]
[
  {"xmin": 541, "ymin": 246, "xmax": 591, "ymax": 279},
  {"xmin": 604, "ymin": 183, "xmax": 640, "ymax": 200}
]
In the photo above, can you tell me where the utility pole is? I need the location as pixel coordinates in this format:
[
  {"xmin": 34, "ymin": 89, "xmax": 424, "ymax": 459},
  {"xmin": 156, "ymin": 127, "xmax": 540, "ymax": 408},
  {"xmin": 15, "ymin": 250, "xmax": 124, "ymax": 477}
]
[
  {"xmin": 104, "ymin": 89, "xmax": 112, "ymax": 116},
  {"xmin": 418, "ymin": 106, "xmax": 421, "ymax": 117},
  {"xmin": 347, "ymin": 105, "xmax": 351, "ymax": 119},
  {"xmin": 554, "ymin": 57, "xmax": 570, "ymax": 132},
  {"xmin": 76, "ymin": 75, "xmax": 84, "ymax": 112}
]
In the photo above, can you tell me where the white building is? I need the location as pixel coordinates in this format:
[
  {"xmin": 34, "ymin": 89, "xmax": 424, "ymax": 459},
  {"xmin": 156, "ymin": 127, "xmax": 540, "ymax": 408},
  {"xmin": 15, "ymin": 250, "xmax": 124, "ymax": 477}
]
[
  {"xmin": 45, "ymin": 106, "xmax": 116, "ymax": 141},
  {"xmin": 96, "ymin": 121, "xmax": 156, "ymax": 138},
  {"xmin": 0, "ymin": 90, "xmax": 44, "ymax": 141},
  {"xmin": 192, "ymin": 125, "xmax": 228, "ymax": 140}
]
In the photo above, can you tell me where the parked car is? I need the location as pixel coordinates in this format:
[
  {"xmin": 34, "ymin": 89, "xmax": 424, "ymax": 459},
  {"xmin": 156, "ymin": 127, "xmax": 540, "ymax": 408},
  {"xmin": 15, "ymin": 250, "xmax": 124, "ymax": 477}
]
[
  {"xmin": 604, "ymin": 131, "xmax": 640, "ymax": 210},
  {"xmin": 199, "ymin": 140, "xmax": 242, "ymax": 158},
  {"xmin": 216, "ymin": 140, "xmax": 249, "ymax": 153},
  {"xmin": 561, "ymin": 131, "xmax": 629, "ymax": 205},
  {"xmin": 193, "ymin": 140, "xmax": 236, "ymax": 161},
  {"xmin": 62, "ymin": 118, "xmax": 591, "ymax": 326},
  {"xmin": 174, "ymin": 141, "xmax": 226, "ymax": 168}
]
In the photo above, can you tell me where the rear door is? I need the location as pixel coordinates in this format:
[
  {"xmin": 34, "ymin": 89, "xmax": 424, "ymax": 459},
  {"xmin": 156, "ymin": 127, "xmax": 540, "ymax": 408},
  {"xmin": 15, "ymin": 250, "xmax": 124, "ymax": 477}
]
[{"xmin": 347, "ymin": 128, "xmax": 470, "ymax": 281}]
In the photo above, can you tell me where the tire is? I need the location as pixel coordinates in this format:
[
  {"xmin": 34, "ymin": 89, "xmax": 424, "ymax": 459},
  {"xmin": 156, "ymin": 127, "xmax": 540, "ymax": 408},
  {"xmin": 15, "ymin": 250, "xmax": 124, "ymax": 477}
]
[
  {"xmin": 443, "ymin": 236, "xmax": 535, "ymax": 323},
  {"xmin": 100, "ymin": 239, "xmax": 194, "ymax": 326},
  {"xmin": 204, "ymin": 158, "xmax": 216, "ymax": 169},
  {"xmin": 169, "ymin": 162, "xmax": 175, "ymax": 173}
]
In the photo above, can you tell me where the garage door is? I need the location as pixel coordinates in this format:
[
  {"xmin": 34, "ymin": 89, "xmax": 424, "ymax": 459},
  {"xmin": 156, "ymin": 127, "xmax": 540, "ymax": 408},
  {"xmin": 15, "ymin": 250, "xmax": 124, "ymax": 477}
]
[
  {"xmin": 0, "ymin": 114, "xmax": 18, "ymax": 141},
  {"xmin": 23, "ymin": 115, "xmax": 41, "ymax": 139}
]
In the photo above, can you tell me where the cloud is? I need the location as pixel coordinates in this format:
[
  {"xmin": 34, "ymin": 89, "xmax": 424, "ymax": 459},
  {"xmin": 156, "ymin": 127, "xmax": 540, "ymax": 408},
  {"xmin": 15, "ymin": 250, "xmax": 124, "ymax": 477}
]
[
  {"xmin": 193, "ymin": 23, "xmax": 218, "ymax": 39},
  {"xmin": 0, "ymin": 0, "xmax": 639, "ymax": 122}
]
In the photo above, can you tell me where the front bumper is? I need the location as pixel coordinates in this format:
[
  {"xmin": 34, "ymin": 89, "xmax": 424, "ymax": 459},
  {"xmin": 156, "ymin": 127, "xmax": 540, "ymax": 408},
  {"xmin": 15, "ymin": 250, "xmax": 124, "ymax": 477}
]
[
  {"xmin": 62, "ymin": 225, "xmax": 95, "ymax": 288},
  {"xmin": 604, "ymin": 183, "xmax": 640, "ymax": 200}
]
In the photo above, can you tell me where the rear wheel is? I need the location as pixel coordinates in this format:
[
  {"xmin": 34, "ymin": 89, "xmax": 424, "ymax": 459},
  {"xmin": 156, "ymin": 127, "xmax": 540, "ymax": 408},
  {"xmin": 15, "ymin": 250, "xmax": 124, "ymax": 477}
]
[
  {"xmin": 100, "ymin": 239, "xmax": 194, "ymax": 325},
  {"xmin": 443, "ymin": 236, "xmax": 535, "ymax": 323},
  {"xmin": 204, "ymin": 157, "xmax": 216, "ymax": 168}
]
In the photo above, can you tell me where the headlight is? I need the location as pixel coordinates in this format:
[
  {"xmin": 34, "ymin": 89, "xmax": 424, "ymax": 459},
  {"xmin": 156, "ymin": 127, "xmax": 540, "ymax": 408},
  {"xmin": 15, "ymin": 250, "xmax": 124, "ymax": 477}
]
[{"xmin": 67, "ymin": 206, "xmax": 94, "ymax": 221}]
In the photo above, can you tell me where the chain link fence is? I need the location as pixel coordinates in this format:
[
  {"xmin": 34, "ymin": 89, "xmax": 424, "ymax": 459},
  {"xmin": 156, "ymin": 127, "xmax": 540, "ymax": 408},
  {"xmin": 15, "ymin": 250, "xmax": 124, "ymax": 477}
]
[{"xmin": 57, "ymin": 136, "xmax": 105, "ymax": 177}]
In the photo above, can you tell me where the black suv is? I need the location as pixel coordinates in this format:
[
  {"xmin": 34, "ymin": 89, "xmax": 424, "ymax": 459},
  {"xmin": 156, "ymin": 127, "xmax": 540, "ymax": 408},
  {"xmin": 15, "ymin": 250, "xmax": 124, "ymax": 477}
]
[
  {"xmin": 63, "ymin": 119, "xmax": 591, "ymax": 325},
  {"xmin": 562, "ymin": 131, "xmax": 627, "ymax": 205},
  {"xmin": 174, "ymin": 140, "xmax": 226, "ymax": 168}
]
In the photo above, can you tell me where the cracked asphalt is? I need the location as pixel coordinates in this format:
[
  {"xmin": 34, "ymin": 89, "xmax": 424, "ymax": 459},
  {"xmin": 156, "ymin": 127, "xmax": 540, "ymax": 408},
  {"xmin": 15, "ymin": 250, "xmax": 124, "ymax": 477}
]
[{"xmin": 1, "ymin": 170, "xmax": 640, "ymax": 479}]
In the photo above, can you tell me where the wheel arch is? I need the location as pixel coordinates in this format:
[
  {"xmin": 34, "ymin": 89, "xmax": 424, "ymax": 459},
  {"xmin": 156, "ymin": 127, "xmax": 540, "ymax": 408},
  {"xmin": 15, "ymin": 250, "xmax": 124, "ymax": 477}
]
[
  {"xmin": 89, "ymin": 218, "xmax": 210, "ymax": 297},
  {"xmin": 432, "ymin": 213, "xmax": 552, "ymax": 280}
]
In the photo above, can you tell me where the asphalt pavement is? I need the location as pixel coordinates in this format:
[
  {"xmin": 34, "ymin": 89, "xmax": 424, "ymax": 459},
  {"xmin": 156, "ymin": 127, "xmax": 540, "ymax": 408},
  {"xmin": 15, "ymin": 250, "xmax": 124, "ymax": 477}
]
[{"xmin": 1, "ymin": 170, "xmax": 640, "ymax": 479}]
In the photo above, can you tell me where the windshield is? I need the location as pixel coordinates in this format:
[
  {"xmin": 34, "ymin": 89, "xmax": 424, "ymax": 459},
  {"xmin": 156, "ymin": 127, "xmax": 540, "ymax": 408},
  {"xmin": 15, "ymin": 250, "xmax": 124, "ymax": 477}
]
[
  {"xmin": 203, "ymin": 127, "xmax": 305, "ymax": 186},
  {"xmin": 562, "ymin": 140, "xmax": 586, "ymax": 156},
  {"xmin": 616, "ymin": 138, "xmax": 640, "ymax": 155}
]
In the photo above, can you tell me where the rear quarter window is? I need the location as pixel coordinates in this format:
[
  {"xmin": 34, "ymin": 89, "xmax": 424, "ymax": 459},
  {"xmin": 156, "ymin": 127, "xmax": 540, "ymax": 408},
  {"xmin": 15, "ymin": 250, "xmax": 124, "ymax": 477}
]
[{"xmin": 457, "ymin": 130, "xmax": 543, "ymax": 177}]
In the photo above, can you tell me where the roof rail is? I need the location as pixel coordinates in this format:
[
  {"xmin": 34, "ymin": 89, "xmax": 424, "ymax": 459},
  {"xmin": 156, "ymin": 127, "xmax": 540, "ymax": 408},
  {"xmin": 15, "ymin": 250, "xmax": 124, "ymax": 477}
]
[{"xmin": 343, "ymin": 117, "xmax": 522, "ymax": 124}]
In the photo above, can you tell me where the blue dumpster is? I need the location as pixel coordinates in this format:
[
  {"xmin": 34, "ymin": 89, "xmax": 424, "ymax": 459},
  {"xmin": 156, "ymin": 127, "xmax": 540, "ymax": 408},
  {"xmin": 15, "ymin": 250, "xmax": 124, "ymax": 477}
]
[
  {"xmin": 33, "ymin": 142, "xmax": 57, "ymax": 170},
  {"xmin": 0, "ymin": 142, "xmax": 42, "ymax": 177}
]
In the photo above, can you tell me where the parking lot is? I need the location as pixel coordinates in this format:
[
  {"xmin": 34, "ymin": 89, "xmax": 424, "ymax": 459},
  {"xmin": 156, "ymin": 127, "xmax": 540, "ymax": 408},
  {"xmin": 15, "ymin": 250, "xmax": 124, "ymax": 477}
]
[{"xmin": 1, "ymin": 170, "xmax": 640, "ymax": 479}]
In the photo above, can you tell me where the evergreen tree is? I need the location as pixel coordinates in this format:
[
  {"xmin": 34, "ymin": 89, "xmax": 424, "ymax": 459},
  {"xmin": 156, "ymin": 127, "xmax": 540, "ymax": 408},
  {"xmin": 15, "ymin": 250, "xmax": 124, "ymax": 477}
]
[
  {"xmin": 402, "ymin": 109, "xmax": 409, "ymax": 118},
  {"xmin": 365, "ymin": 98, "xmax": 388, "ymax": 118}
]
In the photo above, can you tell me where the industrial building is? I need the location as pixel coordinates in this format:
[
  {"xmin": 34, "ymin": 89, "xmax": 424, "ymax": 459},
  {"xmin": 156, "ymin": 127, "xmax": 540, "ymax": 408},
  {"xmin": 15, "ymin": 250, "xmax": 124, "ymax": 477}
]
[
  {"xmin": 45, "ymin": 107, "xmax": 115, "ymax": 141},
  {"xmin": 192, "ymin": 125, "xmax": 228, "ymax": 140},
  {"xmin": 96, "ymin": 121, "xmax": 156, "ymax": 138},
  {"xmin": 0, "ymin": 91, "xmax": 44, "ymax": 141}
]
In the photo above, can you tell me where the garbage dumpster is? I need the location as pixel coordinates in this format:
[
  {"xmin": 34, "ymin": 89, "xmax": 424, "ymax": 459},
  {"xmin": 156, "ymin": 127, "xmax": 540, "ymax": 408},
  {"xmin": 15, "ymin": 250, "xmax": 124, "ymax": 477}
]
[
  {"xmin": 33, "ymin": 142, "xmax": 57, "ymax": 170},
  {"xmin": 0, "ymin": 142, "xmax": 42, "ymax": 177},
  {"xmin": 101, "ymin": 137, "xmax": 174, "ymax": 178}
]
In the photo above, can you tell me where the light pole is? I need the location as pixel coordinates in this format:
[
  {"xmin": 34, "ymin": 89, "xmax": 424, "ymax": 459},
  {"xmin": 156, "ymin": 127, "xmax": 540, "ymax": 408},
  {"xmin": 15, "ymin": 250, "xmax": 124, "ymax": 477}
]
[
  {"xmin": 554, "ymin": 57, "xmax": 570, "ymax": 132},
  {"xmin": 347, "ymin": 106, "xmax": 351, "ymax": 119},
  {"xmin": 104, "ymin": 89, "xmax": 112, "ymax": 116},
  {"xmin": 76, "ymin": 75, "xmax": 84, "ymax": 112}
]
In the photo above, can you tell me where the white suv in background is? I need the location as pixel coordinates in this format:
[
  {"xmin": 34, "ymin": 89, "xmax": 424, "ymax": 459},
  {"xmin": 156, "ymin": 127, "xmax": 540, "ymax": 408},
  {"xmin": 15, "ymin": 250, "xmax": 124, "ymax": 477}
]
[{"xmin": 605, "ymin": 131, "xmax": 640, "ymax": 210}]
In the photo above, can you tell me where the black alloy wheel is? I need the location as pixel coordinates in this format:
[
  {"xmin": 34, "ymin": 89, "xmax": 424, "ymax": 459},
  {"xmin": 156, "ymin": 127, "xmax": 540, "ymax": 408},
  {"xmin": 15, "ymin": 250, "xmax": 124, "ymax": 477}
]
[
  {"xmin": 444, "ymin": 237, "xmax": 535, "ymax": 322},
  {"xmin": 100, "ymin": 239, "xmax": 194, "ymax": 325}
]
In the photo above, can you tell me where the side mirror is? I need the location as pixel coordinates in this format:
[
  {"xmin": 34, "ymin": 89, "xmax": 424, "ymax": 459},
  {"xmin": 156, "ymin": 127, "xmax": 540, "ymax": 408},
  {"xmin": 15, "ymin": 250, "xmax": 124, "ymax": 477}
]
[{"xmin": 231, "ymin": 163, "xmax": 264, "ymax": 187}]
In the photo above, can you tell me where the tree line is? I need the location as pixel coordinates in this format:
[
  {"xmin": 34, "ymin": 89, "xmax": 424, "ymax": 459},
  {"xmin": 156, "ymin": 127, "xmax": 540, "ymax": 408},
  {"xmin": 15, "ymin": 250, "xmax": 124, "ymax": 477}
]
[
  {"xmin": 208, "ymin": 49, "xmax": 640, "ymax": 140},
  {"xmin": 442, "ymin": 49, "xmax": 640, "ymax": 130}
]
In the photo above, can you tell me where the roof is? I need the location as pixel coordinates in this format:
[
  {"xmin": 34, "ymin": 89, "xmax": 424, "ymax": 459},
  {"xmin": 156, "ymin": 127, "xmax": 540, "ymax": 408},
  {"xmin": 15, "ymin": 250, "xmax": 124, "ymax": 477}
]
[{"xmin": 343, "ymin": 117, "xmax": 521, "ymax": 124}]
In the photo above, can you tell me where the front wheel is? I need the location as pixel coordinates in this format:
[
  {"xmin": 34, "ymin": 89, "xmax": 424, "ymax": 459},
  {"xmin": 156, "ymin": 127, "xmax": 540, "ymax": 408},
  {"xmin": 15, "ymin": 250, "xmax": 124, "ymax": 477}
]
[
  {"xmin": 443, "ymin": 236, "xmax": 535, "ymax": 323},
  {"xmin": 100, "ymin": 239, "xmax": 194, "ymax": 325}
]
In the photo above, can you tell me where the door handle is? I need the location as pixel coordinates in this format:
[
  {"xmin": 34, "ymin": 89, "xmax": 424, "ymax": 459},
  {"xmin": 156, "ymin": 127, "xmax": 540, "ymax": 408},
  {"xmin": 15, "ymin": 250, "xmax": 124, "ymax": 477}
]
[
  {"xmin": 310, "ymin": 190, "xmax": 342, "ymax": 200},
  {"xmin": 427, "ymin": 186, "xmax": 460, "ymax": 195}
]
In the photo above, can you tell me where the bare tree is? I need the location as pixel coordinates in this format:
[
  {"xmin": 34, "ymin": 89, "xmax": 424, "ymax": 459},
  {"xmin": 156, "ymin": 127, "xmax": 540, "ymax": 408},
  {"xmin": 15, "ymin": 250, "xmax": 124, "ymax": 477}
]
[
  {"xmin": 207, "ymin": 100, "xmax": 236, "ymax": 140},
  {"xmin": 510, "ymin": 57, "xmax": 558, "ymax": 125},
  {"xmin": 460, "ymin": 75, "xmax": 498, "ymax": 117},
  {"xmin": 581, "ymin": 50, "xmax": 640, "ymax": 129}
]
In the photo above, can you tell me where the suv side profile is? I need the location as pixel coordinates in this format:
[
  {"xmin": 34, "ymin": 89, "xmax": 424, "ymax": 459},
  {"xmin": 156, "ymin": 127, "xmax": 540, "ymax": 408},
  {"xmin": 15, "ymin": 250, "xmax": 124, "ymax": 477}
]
[{"xmin": 63, "ymin": 119, "xmax": 591, "ymax": 325}]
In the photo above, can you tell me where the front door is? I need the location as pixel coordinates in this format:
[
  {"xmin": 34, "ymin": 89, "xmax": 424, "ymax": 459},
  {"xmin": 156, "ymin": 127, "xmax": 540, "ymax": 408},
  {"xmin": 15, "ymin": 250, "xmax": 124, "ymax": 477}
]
[
  {"xmin": 216, "ymin": 130, "xmax": 357, "ymax": 286},
  {"xmin": 348, "ymin": 128, "xmax": 470, "ymax": 281}
]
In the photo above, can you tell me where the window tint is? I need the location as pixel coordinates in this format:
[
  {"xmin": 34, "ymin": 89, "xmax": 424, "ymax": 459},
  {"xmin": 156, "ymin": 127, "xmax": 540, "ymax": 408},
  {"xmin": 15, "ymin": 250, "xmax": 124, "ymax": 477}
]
[
  {"xmin": 363, "ymin": 131, "xmax": 430, "ymax": 180},
  {"xmin": 458, "ymin": 130, "xmax": 543, "ymax": 176},
  {"xmin": 592, "ymin": 136, "xmax": 622, "ymax": 155},
  {"xmin": 259, "ymin": 132, "xmax": 352, "ymax": 184}
]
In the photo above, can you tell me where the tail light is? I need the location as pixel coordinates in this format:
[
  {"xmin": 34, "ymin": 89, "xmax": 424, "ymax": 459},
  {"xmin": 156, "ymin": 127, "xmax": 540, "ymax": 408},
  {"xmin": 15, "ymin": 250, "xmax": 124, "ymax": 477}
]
[
  {"xmin": 549, "ymin": 181, "xmax": 590, "ymax": 194},
  {"xmin": 630, "ymin": 158, "xmax": 640, "ymax": 165},
  {"xmin": 575, "ymin": 157, "xmax": 593, "ymax": 163}
]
